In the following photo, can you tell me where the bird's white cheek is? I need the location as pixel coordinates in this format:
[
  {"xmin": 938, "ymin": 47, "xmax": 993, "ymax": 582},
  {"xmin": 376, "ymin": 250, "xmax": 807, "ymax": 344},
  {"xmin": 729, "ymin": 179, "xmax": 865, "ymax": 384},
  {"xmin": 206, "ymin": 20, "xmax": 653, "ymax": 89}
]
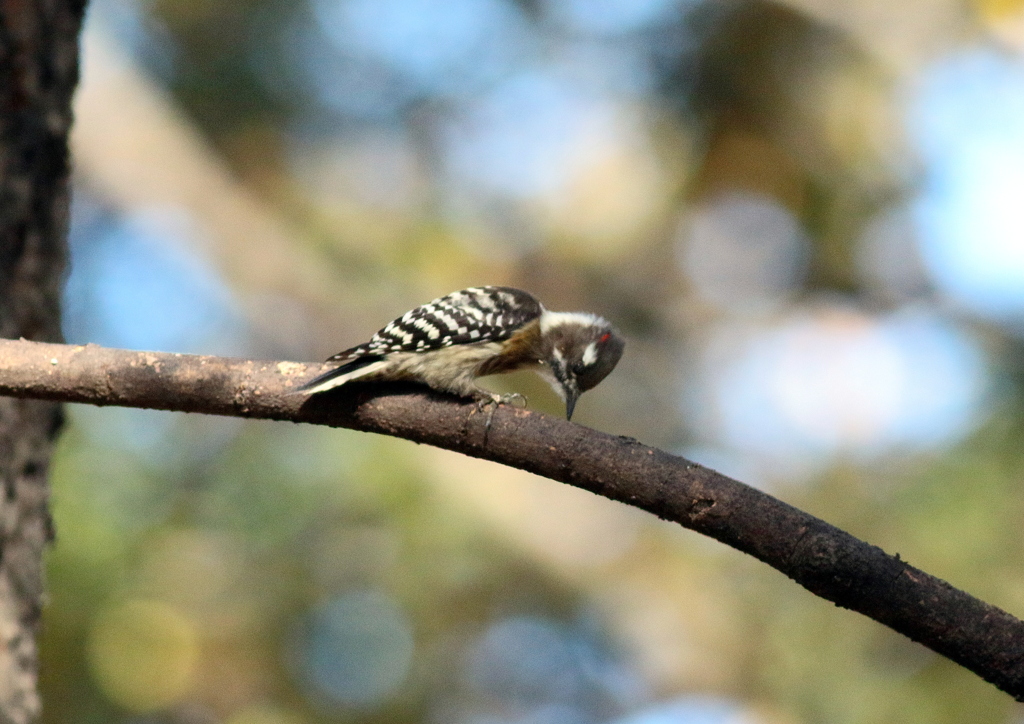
[{"xmin": 581, "ymin": 342, "xmax": 597, "ymax": 366}]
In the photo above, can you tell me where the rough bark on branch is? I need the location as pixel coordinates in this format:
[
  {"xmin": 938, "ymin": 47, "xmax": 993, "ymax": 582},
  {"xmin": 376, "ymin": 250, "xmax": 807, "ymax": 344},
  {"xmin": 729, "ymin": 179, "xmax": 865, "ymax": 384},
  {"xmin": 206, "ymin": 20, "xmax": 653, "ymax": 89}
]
[{"xmin": 1, "ymin": 338, "xmax": 1023, "ymax": 699}]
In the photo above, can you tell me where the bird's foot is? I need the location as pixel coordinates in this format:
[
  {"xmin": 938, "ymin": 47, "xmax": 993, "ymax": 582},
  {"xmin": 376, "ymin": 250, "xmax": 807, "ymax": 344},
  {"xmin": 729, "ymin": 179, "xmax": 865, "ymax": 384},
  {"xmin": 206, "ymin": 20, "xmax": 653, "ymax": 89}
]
[
  {"xmin": 475, "ymin": 392, "xmax": 528, "ymax": 437},
  {"xmin": 496, "ymin": 392, "xmax": 528, "ymax": 409}
]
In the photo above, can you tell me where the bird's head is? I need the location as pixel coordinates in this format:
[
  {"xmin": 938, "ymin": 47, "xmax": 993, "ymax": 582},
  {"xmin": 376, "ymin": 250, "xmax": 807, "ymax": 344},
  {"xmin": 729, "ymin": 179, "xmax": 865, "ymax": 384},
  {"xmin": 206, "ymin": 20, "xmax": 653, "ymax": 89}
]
[{"xmin": 537, "ymin": 312, "xmax": 625, "ymax": 420}]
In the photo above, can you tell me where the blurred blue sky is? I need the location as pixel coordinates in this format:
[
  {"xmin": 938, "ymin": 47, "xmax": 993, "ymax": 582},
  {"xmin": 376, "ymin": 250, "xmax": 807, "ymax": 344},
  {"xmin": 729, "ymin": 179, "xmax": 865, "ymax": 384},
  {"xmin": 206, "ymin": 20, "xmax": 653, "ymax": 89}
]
[
  {"xmin": 294, "ymin": 590, "xmax": 414, "ymax": 709},
  {"xmin": 443, "ymin": 72, "xmax": 617, "ymax": 199},
  {"xmin": 313, "ymin": 0, "xmax": 530, "ymax": 98},
  {"xmin": 912, "ymin": 48, "xmax": 1024, "ymax": 326},
  {"xmin": 689, "ymin": 306, "xmax": 989, "ymax": 481},
  {"xmin": 609, "ymin": 695, "xmax": 747, "ymax": 724},
  {"xmin": 540, "ymin": 0, "xmax": 689, "ymax": 36},
  {"xmin": 64, "ymin": 197, "xmax": 248, "ymax": 357}
]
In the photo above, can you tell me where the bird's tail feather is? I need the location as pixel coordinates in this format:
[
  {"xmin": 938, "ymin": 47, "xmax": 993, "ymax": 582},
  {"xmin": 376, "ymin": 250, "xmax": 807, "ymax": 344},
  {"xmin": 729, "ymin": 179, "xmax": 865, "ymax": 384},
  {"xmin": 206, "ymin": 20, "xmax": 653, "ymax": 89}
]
[{"xmin": 298, "ymin": 356, "xmax": 387, "ymax": 394}]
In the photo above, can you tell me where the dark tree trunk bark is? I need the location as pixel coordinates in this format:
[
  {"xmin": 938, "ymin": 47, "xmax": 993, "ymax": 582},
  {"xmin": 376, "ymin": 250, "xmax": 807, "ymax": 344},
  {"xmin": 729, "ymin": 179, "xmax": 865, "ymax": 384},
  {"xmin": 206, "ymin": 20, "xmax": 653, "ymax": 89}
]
[{"xmin": 0, "ymin": 2, "xmax": 86, "ymax": 722}]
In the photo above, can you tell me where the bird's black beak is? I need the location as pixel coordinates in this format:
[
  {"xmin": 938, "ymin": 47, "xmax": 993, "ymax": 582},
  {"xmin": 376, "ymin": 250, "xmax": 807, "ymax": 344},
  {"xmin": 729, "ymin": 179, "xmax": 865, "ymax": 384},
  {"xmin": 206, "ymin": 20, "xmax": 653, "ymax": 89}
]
[{"xmin": 564, "ymin": 382, "xmax": 580, "ymax": 421}]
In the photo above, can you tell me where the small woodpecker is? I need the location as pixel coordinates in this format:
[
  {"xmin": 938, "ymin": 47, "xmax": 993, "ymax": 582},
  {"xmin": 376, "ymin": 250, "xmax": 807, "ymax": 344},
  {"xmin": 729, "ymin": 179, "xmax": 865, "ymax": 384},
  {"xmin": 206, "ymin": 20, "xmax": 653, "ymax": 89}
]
[{"xmin": 299, "ymin": 286, "xmax": 624, "ymax": 420}]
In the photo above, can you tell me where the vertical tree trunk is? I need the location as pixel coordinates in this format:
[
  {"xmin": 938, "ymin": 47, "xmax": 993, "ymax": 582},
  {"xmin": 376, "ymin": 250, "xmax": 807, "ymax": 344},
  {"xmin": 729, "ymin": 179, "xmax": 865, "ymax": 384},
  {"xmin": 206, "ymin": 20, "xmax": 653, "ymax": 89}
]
[{"xmin": 0, "ymin": 2, "xmax": 86, "ymax": 722}]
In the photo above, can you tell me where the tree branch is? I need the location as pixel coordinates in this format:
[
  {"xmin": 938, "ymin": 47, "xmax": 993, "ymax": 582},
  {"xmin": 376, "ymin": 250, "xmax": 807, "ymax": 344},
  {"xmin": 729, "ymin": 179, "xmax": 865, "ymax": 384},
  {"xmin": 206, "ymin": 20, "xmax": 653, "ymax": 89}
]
[{"xmin": 2, "ymin": 337, "xmax": 1023, "ymax": 698}]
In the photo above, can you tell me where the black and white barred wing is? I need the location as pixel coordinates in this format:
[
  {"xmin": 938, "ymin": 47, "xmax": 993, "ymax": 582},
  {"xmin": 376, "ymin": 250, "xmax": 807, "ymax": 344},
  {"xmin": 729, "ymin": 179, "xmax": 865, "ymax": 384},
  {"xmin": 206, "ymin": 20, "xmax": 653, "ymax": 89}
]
[
  {"xmin": 299, "ymin": 287, "xmax": 542, "ymax": 392},
  {"xmin": 334, "ymin": 286, "xmax": 542, "ymax": 359}
]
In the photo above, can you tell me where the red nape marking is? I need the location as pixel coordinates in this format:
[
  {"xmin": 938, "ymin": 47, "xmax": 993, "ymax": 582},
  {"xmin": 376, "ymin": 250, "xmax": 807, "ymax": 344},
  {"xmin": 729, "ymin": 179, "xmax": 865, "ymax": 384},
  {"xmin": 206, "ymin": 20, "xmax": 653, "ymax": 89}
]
[{"xmin": 599, "ymin": 333, "xmax": 611, "ymax": 344}]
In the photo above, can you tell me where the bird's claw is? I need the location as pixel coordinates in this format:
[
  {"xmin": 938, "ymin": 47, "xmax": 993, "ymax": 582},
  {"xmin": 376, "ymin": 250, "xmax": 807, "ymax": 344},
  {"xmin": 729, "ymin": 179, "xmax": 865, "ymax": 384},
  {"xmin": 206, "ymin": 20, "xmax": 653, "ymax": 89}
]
[
  {"xmin": 498, "ymin": 392, "xmax": 527, "ymax": 409},
  {"xmin": 476, "ymin": 392, "xmax": 528, "ymax": 438}
]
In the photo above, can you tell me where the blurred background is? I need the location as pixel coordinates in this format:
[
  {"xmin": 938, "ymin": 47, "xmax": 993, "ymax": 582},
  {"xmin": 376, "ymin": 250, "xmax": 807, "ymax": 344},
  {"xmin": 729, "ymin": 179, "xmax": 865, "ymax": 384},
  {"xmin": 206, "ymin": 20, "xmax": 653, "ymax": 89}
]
[{"xmin": 42, "ymin": 0, "xmax": 1024, "ymax": 721}]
